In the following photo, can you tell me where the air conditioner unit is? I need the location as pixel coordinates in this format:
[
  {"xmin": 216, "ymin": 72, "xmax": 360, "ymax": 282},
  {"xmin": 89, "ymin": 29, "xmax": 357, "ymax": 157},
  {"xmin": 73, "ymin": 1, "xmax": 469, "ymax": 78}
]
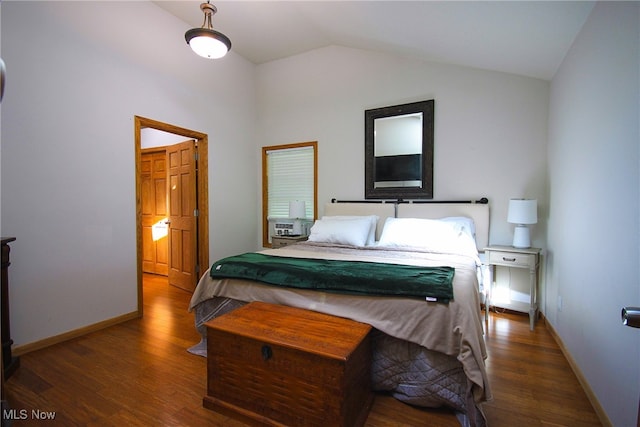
[{"xmin": 274, "ymin": 221, "xmax": 295, "ymax": 236}]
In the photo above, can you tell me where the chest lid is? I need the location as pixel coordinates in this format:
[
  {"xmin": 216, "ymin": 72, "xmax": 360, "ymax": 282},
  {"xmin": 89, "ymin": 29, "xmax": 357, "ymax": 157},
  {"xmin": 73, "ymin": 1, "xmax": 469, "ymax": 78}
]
[{"xmin": 205, "ymin": 301, "xmax": 371, "ymax": 361}]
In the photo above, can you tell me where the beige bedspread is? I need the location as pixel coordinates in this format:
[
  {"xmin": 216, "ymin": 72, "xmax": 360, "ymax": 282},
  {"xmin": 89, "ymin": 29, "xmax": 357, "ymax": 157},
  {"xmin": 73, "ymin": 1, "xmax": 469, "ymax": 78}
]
[{"xmin": 190, "ymin": 242, "xmax": 491, "ymax": 404}]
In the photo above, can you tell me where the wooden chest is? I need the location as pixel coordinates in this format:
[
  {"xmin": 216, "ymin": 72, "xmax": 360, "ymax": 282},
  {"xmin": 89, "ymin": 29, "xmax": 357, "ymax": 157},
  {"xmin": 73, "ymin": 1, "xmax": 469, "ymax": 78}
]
[{"xmin": 203, "ymin": 301, "xmax": 373, "ymax": 426}]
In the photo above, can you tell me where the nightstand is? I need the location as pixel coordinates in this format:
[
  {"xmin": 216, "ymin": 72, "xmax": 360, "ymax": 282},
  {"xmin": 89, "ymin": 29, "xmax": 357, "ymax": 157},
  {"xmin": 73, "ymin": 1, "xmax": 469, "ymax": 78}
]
[
  {"xmin": 271, "ymin": 235, "xmax": 307, "ymax": 249},
  {"xmin": 484, "ymin": 245, "xmax": 541, "ymax": 330}
]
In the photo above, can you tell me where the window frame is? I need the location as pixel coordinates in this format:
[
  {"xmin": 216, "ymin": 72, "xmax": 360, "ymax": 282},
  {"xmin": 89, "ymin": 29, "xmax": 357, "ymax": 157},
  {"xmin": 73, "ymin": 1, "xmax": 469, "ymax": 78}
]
[{"xmin": 262, "ymin": 141, "xmax": 318, "ymax": 247}]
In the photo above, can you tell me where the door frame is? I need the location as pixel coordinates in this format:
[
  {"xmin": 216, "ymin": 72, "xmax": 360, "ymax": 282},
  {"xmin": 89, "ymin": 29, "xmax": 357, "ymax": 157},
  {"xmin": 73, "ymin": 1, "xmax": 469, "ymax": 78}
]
[{"xmin": 134, "ymin": 115, "xmax": 209, "ymax": 316}]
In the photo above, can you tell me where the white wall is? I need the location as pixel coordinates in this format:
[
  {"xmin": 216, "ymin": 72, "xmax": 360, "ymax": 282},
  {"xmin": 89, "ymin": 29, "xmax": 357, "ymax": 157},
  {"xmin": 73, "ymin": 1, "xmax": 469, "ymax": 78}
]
[
  {"xmin": 0, "ymin": 2, "xmax": 258, "ymax": 347},
  {"xmin": 547, "ymin": 2, "xmax": 640, "ymax": 426},
  {"xmin": 256, "ymin": 45, "xmax": 549, "ymax": 249},
  {"xmin": 141, "ymin": 128, "xmax": 190, "ymax": 149}
]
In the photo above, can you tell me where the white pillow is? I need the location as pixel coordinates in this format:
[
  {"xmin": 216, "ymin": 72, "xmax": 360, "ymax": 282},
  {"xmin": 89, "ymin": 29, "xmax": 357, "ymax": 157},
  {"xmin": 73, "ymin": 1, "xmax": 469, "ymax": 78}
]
[
  {"xmin": 321, "ymin": 215, "xmax": 379, "ymax": 246},
  {"xmin": 378, "ymin": 217, "xmax": 478, "ymax": 256},
  {"xmin": 308, "ymin": 217, "xmax": 373, "ymax": 247},
  {"xmin": 378, "ymin": 217, "xmax": 459, "ymax": 248},
  {"xmin": 439, "ymin": 216, "xmax": 476, "ymax": 240}
]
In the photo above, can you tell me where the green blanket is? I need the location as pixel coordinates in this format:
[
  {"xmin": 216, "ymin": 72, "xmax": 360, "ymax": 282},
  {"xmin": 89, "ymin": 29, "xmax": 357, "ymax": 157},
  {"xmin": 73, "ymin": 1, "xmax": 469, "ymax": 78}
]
[{"xmin": 210, "ymin": 252, "xmax": 454, "ymax": 302}]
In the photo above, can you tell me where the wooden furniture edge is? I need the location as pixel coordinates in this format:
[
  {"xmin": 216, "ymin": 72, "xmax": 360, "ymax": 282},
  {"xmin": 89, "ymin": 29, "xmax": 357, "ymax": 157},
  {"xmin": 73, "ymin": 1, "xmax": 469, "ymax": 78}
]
[
  {"xmin": 541, "ymin": 313, "xmax": 613, "ymax": 427},
  {"xmin": 12, "ymin": 311, "xmax": 140, "ymax": 356}
]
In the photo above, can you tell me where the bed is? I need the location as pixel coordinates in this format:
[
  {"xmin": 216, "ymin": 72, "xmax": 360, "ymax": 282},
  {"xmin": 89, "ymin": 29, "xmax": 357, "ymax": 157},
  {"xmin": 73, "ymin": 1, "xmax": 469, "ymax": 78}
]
[{"xmin": 189, "ymin": 200, "xmax": 492, "ymax": 427}]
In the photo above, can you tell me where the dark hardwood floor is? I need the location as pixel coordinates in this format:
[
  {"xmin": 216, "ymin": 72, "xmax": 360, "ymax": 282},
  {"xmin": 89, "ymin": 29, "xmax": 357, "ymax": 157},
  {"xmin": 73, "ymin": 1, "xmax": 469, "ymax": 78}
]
[{"xmin": 3, "ymin": 274, "xmax": 601, "ymax": 426}]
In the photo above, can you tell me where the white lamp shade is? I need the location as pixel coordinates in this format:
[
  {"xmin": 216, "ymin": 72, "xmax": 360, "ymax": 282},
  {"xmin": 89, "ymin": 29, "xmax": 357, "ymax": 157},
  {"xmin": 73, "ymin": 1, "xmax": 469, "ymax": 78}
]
[
  {"xmin": 507, "ymin": 199, "xmax": 537, "ymax": 225},
  {"xmin": 288, "ymin": 201, "xmax": 306, "ymax": 219}
]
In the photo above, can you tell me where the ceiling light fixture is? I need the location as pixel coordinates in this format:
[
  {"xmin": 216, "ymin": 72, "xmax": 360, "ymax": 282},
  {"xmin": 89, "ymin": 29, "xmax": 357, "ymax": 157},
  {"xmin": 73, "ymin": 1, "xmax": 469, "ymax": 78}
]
[{"xmin": 185, "ymin": 2, "xmax": 231, "ymax": 59}]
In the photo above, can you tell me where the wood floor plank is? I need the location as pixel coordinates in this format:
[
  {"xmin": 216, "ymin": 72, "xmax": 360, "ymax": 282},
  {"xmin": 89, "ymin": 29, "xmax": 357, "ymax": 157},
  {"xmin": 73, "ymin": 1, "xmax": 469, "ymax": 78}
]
[{"xmin": 3, "ymin": 274, "xmax": 601, "ymax": 426}]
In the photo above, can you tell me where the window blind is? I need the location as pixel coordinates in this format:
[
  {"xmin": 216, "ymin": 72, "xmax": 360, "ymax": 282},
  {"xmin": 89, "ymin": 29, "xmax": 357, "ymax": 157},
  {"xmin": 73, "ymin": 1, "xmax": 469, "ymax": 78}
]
[{"xmin": 267, "ymin": 146, "xmax": 314, "ymax": 219}]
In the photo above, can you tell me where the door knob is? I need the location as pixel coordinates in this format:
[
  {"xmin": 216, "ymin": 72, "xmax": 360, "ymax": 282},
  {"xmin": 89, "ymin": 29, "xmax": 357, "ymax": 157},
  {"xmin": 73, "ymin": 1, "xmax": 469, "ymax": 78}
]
[{"xmin": 622, "ymin": 307, "xmax": 640, "ymax": 328}]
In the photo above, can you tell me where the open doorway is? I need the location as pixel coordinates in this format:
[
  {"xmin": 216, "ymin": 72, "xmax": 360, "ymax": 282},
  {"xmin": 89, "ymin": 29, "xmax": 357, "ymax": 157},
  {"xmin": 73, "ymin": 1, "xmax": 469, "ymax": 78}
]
[{"xmin": 134, "ymin": 116, "xmax": 209, "ymax": 316}]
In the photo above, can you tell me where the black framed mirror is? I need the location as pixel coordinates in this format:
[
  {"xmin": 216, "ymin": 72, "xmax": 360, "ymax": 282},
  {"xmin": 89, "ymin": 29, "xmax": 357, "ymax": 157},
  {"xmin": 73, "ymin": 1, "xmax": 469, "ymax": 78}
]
[{"xmin": 365, "ymin": 99, "xmax": 434, "ymax": 199}]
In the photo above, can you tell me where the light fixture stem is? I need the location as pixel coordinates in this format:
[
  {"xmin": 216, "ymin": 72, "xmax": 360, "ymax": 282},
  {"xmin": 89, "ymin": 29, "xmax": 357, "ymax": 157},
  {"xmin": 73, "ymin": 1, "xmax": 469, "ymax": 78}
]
[{"xmin": 201, "ymin": 2, "xmax": 217, "ymax": 30}]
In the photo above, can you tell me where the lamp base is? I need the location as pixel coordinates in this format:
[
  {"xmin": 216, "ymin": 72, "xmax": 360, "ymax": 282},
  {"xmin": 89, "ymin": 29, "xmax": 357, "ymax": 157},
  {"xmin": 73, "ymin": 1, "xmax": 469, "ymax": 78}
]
[
  {"xmin": 512, "ymin": 225, "xmax": 531, "ymax": 248},
  {"xmin": 292, "ymin": 219, "xmax": 302, "ymax": 235}
]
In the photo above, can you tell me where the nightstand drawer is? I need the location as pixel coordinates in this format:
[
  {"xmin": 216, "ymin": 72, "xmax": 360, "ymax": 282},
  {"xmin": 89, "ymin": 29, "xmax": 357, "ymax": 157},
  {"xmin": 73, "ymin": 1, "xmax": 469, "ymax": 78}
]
[
  {"xmin": 271, "ymin": 235, "xmax": 307, "ymax": 249},
  {"xmin": 488, "ymin": 251, "xmax": 536, "ymax": 268},
  {"xmin": 272, "ymin": 239, "xmax": 286, "ymax": 249}
]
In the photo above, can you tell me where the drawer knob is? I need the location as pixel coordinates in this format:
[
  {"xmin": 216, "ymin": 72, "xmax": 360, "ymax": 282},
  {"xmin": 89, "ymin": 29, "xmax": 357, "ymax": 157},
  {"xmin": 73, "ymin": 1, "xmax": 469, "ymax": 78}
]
[
  {"xmin": 622, "ymin": 307, "xmax": 640, "ymax": 328},
  {"xmin": 261, "ymin": 344, "xmax": 273, "ymax": 361},
  {"xmin": 503, "ymin": 257, "xmax": 516, "ymax": 262}
]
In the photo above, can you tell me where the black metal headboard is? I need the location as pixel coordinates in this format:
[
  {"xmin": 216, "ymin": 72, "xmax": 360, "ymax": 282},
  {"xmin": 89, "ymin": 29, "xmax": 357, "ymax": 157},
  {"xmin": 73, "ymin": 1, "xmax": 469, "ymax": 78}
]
[{"xmin": 331, "ymin": 197, "xmax": 488, "ymax": 204}]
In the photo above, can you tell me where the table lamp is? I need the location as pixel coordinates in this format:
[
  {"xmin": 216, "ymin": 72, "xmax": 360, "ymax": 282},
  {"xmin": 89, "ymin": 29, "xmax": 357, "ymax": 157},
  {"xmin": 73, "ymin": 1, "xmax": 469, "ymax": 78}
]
[{"xmin": 507, "ymin": 199, "xmax": 537, "ymax": 248}]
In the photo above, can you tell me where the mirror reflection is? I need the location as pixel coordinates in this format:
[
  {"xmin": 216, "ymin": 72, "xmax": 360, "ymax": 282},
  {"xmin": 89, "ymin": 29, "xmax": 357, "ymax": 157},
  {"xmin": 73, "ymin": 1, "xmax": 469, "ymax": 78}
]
[{"xmin": 374, "ymin": 113, "xmax": 423, "ymax": 188}]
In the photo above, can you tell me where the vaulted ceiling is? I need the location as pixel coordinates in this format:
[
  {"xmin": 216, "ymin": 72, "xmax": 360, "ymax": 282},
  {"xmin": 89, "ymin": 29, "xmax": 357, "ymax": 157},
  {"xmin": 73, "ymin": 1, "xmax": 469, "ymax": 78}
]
[{"xmin": 154, "ymin": 1, "xmax": 595, "ymax": 80}]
